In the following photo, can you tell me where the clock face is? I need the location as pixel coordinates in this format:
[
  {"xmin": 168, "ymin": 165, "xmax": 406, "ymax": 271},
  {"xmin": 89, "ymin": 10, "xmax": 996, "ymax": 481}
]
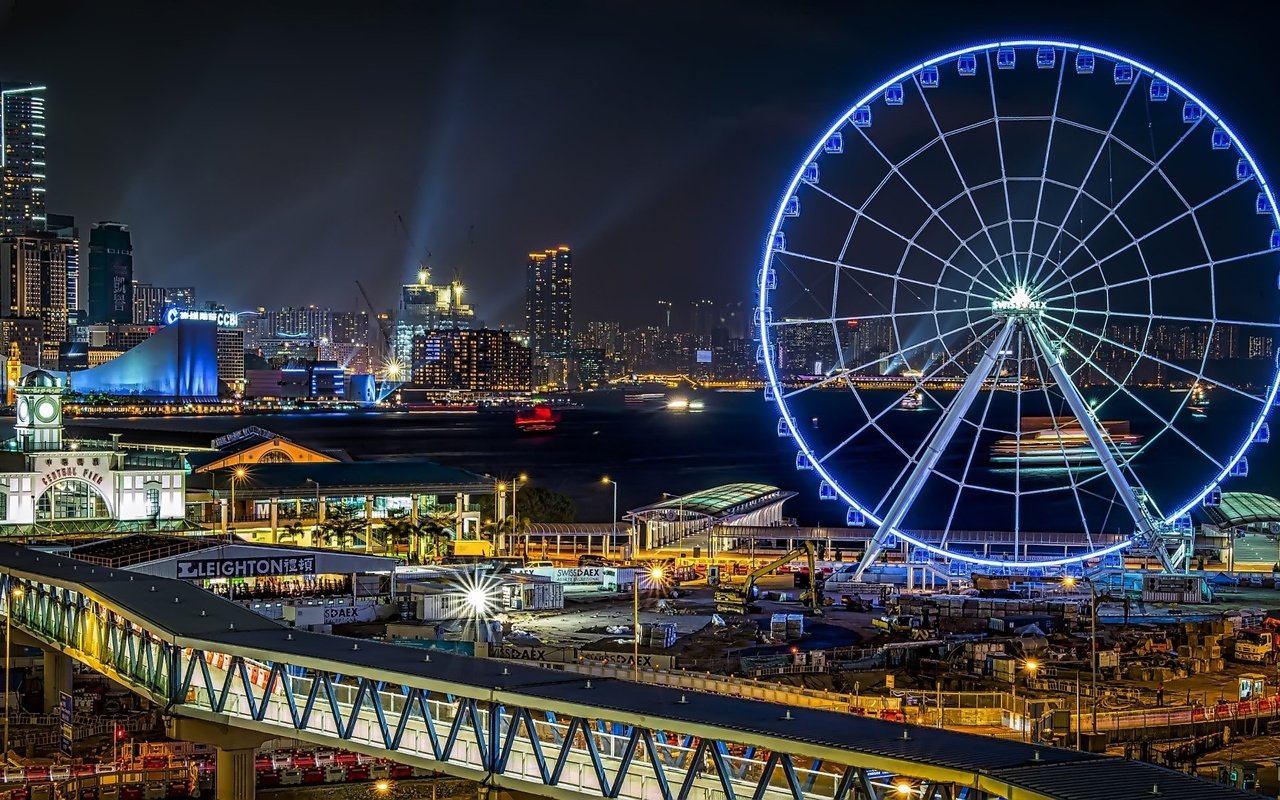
[
  {"xmin": 15, "ymin": 398, "xmax": 28, "ymax": 425},
  {"xmin": 34, "ymin": 397, "xmax": 58, "ymax": 424}
]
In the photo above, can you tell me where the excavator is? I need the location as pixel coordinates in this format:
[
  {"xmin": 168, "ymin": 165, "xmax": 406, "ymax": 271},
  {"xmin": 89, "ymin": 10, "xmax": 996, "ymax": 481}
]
[{"xmin": 714, "ymin": 542, "xmax": 824, "ymax": 616}]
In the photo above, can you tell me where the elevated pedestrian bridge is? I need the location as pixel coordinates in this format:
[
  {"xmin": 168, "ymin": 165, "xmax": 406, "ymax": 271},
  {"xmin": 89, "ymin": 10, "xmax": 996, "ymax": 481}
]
[{"xmin": 0, "ymin": 545, "xmax": 1251, "ymax": 800}]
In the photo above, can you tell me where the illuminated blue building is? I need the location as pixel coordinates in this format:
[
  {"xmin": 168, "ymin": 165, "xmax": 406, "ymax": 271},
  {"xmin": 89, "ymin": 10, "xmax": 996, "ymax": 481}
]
[{"xmin": 45, "ymin": 319, "xmax": 220, "ymax": 400}]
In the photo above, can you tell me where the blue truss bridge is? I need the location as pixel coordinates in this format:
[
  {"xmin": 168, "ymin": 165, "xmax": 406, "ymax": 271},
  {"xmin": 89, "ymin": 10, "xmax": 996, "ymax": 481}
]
[{"xmin": 0, "ymin": 545, "xmax": 1251, "ymax": 800}]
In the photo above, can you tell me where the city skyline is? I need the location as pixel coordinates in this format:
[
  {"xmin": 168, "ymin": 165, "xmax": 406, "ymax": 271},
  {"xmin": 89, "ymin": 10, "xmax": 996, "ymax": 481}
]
[{"xmin": 2, "ymin": 4, "xmax": 1276, "ymax": 328}]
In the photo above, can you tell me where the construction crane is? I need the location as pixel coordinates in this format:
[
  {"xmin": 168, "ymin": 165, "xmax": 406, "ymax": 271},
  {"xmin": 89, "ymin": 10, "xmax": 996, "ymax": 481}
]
[
  {"xmin": 355, "ymin": 279, "xmax": 392, "ymax": 364},
  {"xmin": 395, "ymin": 211, "xmax": 432, "ymax": 282},
  {"xmin": 713, "ymin": 542, "xmax": 824, "ymax": 616}
]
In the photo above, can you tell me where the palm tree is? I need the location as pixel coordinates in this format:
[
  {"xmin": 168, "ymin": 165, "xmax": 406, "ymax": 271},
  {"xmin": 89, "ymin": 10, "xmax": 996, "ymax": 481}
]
[
  {"xmin": 481, "ymin": 514, "xmax": 531, "ymax": 557},
  {"xmin": 277, "ymin": 521, "xmax": 307, "ymax": 546},
  {"xmin": 380, "ymin": 514, "xmax": 418, "ymax": 560},
  {"xmin": 416, "ymin": 512, "xmax": 455, "ymax": 562},
  {"xmin": 316, "ymin": 504, "xmax": 361, "ymax": 551}
]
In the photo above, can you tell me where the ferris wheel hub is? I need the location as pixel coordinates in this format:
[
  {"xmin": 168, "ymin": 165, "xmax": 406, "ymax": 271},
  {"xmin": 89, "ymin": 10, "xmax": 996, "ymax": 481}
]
[{"xmin": 991, "ymin": 284, "xmax": 1046, "ymax": 318}]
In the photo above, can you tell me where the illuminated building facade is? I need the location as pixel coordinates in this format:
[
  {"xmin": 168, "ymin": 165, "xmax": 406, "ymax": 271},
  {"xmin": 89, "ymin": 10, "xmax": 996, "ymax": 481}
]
[
  {"xmin": 410, "ymin": 329, "xmax": 531, "ymax": 392},
  {"xmin": 217, "ymin": 327, "xmax": 245, "ymax": 391},
  {"xmin": 46, "ymin": 214, "xmax": 77, "ymax": 311},
  {"xmin": 0, "ymin": 233, "xmax": 70, "ymax": 360},
  {"xmin": 87, "ymin": 222, "xmax": 133, "ymax": 324},
  {"xmin": 132, "ymin": 283, "xmax": 193, "ymax": 325},
  {"xmin": 525, "ymin": 246, "xmax": 573, "ymax": 357},
  {"xmin": 55, "ymin": 319, "xmax": 219, "ymax": 399},
  {"xmin": 392, "ymin": 269, "xmax": 476, "ymax": 367},
  {"xmin": 0, "ymin": 371, "xmax": 188, "ymax": 533},
  {"xmin": 0, "ymin": 83, "xmax": 46, "ymax": 237},
  {"xmin": 263, "ymin": 306, "xmax": 334, "ymax": 342}
]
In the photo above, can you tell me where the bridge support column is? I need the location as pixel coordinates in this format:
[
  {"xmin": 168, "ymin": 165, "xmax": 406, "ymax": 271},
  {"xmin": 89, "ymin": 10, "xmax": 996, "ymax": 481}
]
[
  {"xmin": 166, "ymin": 718, "xmax": 269, "ymax": 800},
  {"xmin": 215, "ymin": 746, "xmax": 256, "ymax": 800},
  {"xmin": 42, "ymin": 649, "xmax": 72, "ymax": 714}
]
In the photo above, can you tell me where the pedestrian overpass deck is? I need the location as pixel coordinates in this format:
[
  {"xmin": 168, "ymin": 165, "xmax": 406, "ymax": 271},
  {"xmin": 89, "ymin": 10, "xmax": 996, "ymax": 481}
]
[{"xmin": 0, "ymin": 544, "xmax": 1250, "ymax": 800}]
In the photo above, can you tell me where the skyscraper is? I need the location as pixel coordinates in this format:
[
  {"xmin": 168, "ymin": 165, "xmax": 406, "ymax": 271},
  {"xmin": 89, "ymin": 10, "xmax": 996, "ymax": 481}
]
[
  {"xmin": 525, "ymin": 246, "xmax": 573, "ymax": 357},
  {"xmin": 87, "ymin": 222, "xmax": 133, "ymax": 324},
  {"xmin": 1, "ymin": 83, "xmax": 47, "ymax": 236},
  {"xmin": 46, "ymin": 214, "xmax": 78, "ymax": 311},
  {"xmin": 0, "ymin": 233, "xmax": 70, "ymax": 359},
  {"xmin": 392, "ymin": 269, "xmax": 477, "ymax": 367}
]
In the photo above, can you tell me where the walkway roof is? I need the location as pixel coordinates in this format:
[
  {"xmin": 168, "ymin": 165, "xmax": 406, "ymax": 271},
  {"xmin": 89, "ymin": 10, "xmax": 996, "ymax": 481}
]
[
  {"xmin": 0, "ymin": 543, "xmax": 1255, "ymax": 800},
  {"xmin": 1205, "ymin": 491, "xmax": 1280, "ymax": 529},
  {"xmin": 187, "ymin": 460, "xmax": 495, "ymax": 499},
  {"xmin": 626, "ymin": 483, "xmax": 795, "ymax": 520}
]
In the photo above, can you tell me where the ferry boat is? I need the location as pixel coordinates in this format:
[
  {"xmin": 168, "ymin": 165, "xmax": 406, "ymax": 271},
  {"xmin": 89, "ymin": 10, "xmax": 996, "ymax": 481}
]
[
  {"xmin": 990, "ymin": 416, "xmax": 1139, "ymax": 463},
  {"xmin": 899, "ymin": 390, "xmax": 923, "ymax": 410},
  {"xmin": 515, "ymin": 405, "xmax": 561, "ymax": 432},
  {"xmin": 624, "ymin": 392, "xmax": 664, "ymax": 405}
]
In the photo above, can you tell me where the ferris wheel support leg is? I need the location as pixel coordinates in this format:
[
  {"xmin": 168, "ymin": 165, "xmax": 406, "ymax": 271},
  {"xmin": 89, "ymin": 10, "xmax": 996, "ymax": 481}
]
[
  {"xmin": 852, "ymin": 319, "xmax": 1018, "ymax": 581},
  {"xmin": 1027, "ymin": 321, "xmax": 1165, "ymax": 567}
]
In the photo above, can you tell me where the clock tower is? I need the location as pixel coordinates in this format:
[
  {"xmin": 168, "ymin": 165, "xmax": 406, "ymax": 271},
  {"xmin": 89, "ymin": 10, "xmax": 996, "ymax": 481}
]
[{"xmin": 15, "ymin": 370, "xmax": 63, "ymax": 451}]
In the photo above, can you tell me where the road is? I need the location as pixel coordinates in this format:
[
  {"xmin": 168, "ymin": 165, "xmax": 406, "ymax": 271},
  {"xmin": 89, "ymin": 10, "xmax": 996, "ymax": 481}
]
[{"xmin": 1231, "ymin": 533, "xmax": 1280, "ymax": 567}]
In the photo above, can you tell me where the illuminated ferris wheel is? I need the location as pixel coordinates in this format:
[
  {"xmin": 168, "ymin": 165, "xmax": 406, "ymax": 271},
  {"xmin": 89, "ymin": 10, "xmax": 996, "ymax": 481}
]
[{"xmin": 757, "ymin": 41, "xmax": 1280, "ymax": 576}]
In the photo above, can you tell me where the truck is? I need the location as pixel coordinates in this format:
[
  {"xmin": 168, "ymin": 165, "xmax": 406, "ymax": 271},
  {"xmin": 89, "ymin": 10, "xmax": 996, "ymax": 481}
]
[
  {"xmin": 714, "ymin": 542, "xmax": 823, "ymax": 616},
  {"xmin": 1234, "ymin": 628, "xmax": 1280, "ymax": 664}
]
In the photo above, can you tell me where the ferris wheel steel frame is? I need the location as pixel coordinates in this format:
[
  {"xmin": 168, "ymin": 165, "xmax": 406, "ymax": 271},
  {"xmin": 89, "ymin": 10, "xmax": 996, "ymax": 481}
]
[{"xmin": 757, "ymin": 39, "xmax": 1280, "ymax": 575}]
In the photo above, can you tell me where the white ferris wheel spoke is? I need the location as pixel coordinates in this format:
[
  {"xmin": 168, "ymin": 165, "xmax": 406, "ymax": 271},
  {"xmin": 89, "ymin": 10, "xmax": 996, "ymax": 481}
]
[
  {"xmin": 780, "ymin": 314, "xmax": 996, "ymax": 401},
  {"xmin": 817, "ymin": 320, "xmax": 1004, "ymax": 466},
  {"xmin": 909, "ymin": 73, "xmax": 1019, "ymax": 288},
  {"xmin": 1031, "ymin": 114, "xmax": 1206, "ymax": 291},
  {"xmin": 1027, "ymin": 334, "xmax": 1098, "ymax": 549},
  {"xmin": 937, "ymin": 332, "xmax": 1016, "ymax": 552},
  {"xmin": 1048, "ymin": 324, "xmax": 1228, "ymax": 476},
  {"xmin": 1041, "ymin": 305, "xmax": 1280, "ymax": 330},
  {"xmin": 1026, "ymin": 79, "xmax": 1140, "ymax": 288},
  {"xmin": 1040, "ymin": 246, "xmax": 1277, "ymax": 304},
  {"xmin": 804, "ymin": 180, "xmax": 1006, "ymax": 300},
  {"xmin": 1037, "ymin": 313, "xmax": 1268, "ymax": 405},
  {"xmin": 1027, "ymin": 321, "xmax": 1157, "ymax": 550},
  {"xmin": 985, "ymin": 50, "xmax": 1021, "ymax": 280},
  {"xmin": 852, "ymin": 319, "xmax": 1018, "ymax": 580},
  {"xmin": 846, "ymin": 121, "xmax": 1008, "ymax": 299},
  {"xmin": 1036, "ymin": 178, "xmax": 1251, "ymax": 299},
  {"xmin": 1024, "ymin": 51, "xmax": 1069, "ymax": 284},
  {"xmin": 768, "ymin": 307, "xmax": 976, "ymax": 326},
  {"xmin": 776, "ymin": 248, "xmax": 992, "ymax": 302}
]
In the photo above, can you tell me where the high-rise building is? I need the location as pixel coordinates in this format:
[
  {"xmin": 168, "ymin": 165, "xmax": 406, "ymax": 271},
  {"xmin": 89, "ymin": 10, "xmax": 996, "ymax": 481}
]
[
  {"xmin": 332, "ymin": 310, "xmax": 367, "ymax": 344},
  {"xmin": 46, "ymin": 214, "xmax": 78, "ymax": 311},
  {"xmin": 1, "ymin": 83, "xmax": 47, "ymax": 237},
  {"xmin": 217, "ymin": 327, "xmax": 246, "ymax": 392},
  {"xmin": 691, "ymin": 299, "xmax": 715, "ymax": 347},
  {"xmin": 0, "ymin": 317, "xmax": 42, "ymax": 368},
  {"xmin": 411, "ymin": 329, "xmax": 531, "ymax": 391},
  {"xmin": 87, "ymin": 222, "xmax": 133, "ymax": 324},
  {"xmin": 393, "ymin": 270, "xmax": 477, "ymax": 366},
  {"xmin": 0, "ymin": 233, "xmax": 70, "ymax": 357},
  {"xmin": 584, "ymin": 321, "xmax": 620, "ymax": 357},
  {"xmin": 525, "ymin": 246, "xmax": 573, "ymax": 357},
  {"xmin": 132, "ymin": 282, "xmax": 194, "ymax": 325},
  {"xmin": 263, "ymin": 306, "xmax": 334, "ymax": 342}
]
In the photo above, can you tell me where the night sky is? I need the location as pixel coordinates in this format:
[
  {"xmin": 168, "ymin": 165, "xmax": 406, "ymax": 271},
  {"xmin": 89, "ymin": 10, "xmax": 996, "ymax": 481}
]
[{"xmin": 0, "ymin": 1, "xmax": 1275, "ymax": 328}]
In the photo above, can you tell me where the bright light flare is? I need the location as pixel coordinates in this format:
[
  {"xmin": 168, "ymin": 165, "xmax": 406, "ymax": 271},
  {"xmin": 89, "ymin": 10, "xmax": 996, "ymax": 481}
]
[{"xmin": 374, "ymin": 778, "xmax": 392, "ymax": 794}]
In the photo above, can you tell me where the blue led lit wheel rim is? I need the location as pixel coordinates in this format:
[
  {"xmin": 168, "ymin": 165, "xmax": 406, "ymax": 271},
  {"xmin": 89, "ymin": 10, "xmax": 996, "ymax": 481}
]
[{"xmin": 757, "ymin": 40, "xmax": 1280, "ymax": 571}]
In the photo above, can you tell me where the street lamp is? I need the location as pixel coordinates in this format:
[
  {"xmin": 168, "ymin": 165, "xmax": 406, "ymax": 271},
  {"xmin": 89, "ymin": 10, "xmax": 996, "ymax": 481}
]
[
  {"xmin": 602, "ymin": 477, "xmax": 618, "ymax": 559},
  {"xmin": 513, "ymin": 473, "xmax": 528, "ymax": 558},
  {"xmin": 633, "ymin": 567, "xmax": 664, "ymax": 681},
  {"xmin": 305, "ymin": 478, "xmax": 321, "ymax": 525},
  {"xmin": 227, "ymin": 466, "xmax": 247, "ymax": 538},
  {"xmin": 1063, "ymin": 575, "xmax": 1100, "ymax": 737},
  {"xmin": 4, "ymin": 584, "xmax": 23, "ymax": 764}
]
